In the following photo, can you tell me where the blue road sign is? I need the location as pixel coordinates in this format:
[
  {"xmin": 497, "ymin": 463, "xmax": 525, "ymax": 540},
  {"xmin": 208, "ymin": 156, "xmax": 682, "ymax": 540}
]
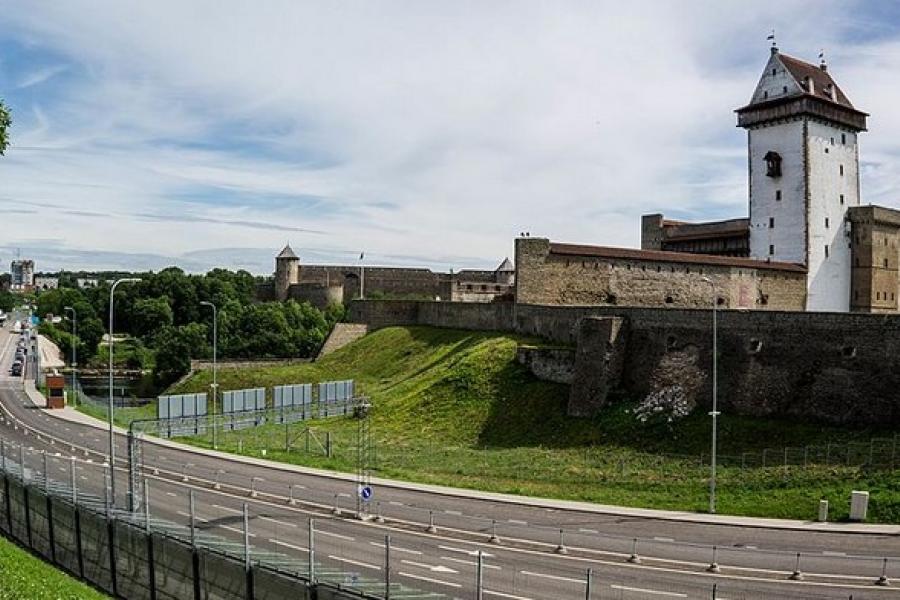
[{"xmin": 359, "ymin": 485, "xmax": 373, "ymax": 502}]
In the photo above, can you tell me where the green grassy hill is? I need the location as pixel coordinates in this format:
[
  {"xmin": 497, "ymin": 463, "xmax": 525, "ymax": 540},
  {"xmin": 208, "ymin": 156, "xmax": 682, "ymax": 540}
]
[
  {"xmin": 160, "ymin": 326, "xmax": 900, "ymax": 522},
  {"xmin": 0, "ymin": 535, "xmax": 108, "ymax": 599}
]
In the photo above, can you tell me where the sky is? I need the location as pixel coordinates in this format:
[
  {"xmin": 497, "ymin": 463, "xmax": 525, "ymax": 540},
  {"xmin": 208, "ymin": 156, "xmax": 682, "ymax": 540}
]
[{"xmin": 3, "ymin": 1, "xmax": 900, "ymax": 275}]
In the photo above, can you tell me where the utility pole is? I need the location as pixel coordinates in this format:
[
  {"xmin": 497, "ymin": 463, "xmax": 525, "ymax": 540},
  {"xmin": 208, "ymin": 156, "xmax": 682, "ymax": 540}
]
[
  {"xmin": 64, "ymin": 306, "xmax": 77, "ymax": 406},
  {"xmin": 200, "ymin": 301, "xmax": 218, "ymax": 450},
  {"xmin": 108, "ymin": 277, "xmax": 140, "ymax": 503}
]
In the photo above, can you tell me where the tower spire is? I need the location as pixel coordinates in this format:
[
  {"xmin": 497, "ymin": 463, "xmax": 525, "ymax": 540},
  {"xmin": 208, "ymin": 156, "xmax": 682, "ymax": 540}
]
[
  {"xmin": 767, "ymin": 29, "xmax": 778, "ymax": 54},
  {"xmin": 819, "ymin": 48, "xmax": 827, "ymax": 71}
]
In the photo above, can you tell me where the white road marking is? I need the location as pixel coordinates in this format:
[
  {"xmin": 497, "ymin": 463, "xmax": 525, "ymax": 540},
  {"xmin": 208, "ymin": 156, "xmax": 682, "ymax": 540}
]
[
  {"xmin": 328, "ymin": 555, "xmax": 381, "ymax": 570},
  {"xmin": 398, "ymin": 572, "xmax": 460, "ymax": 588},
  {"xmin": 508, "ymin": 519, "xmax": 528, "ymax": 525},
  {"xmin": 316, "ymin": 529, "xmax": 355, "ymax": 542},
  {"xmin": 438, "ymin": 545, "xmax": 494, "ymax": 558},
  {"xmin": 389, "ymin": 501, "xmax": 404, "ymax": 506},
  {"xmin": 369, "ymin": 541, "xmax": 422, "ymax": 555},
  {"xmin": 579, "ymin": 528, "xmax": 598, "ymax": 534},
  {"xmin": 211, "ymin": 504, "xmax": 242, "ymax": 514},
  {"xmin": 483, "ymin": 590, "xmax": 534, "ymax": 600},
  {"xmin": 520, "ymin": 570, "xmax": 583, "ymax": 584},
  {"xmin": 654, "ymin": 536, "xmax": 674, "ymax": 543},
  {"xmin": 443, "ymin": 510, "xmax": 462, "ymax": 516},
  {"xmin": 166, "ymin": 492, "xmax": 177, "ymax": 497},
  {"xmin": 259, "ymin": 516, "xmax": 297, "ymax": 528},
  {"xmin": 611, "ymin": 585, "xmax": 687, "ymax": 597},
  {"xmin": 176, "ymin": 511, "xmax": 209, "ymax": 523},
  {"xmin": 440, "ymin": 556, "xmax": 501, "ymax": 570},
  {"xmin": 220, "ymin": 524, "xmax": 256, "ymax": 537},
  {"xmin": 269, "ymin": 539, "xmax": 308, "ymax": 553},
  {"xmin": 401, "ymin": 559, "xmax": 457, "ymax": 574},
  {"xmin": 822, "ymin": 551, "xmax": 846, "ymax": 557}
]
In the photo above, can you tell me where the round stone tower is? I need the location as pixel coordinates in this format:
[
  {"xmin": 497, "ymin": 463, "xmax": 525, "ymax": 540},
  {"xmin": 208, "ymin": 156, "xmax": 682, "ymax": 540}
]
[{"xmin": 274, "ymin": 244, "xmax": 300, "ymax": 301}]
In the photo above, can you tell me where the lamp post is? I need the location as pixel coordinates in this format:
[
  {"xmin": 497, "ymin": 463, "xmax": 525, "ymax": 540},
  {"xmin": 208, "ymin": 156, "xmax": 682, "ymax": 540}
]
[
  {"xmin": 200, "ymin": 300, "xmax": 218, "ymax": 450},
  {"xmin": 700, "ymin": 277, "xmax": 719, "ymax": 514},
  {"xmin": 64, "ymin": 306, "xmax": 77, "ymax": 406},
  {"xmin": 108, "ymin": 277, "xmax": 140, "ymax": 504},
  {"xmin": 359, "ymin": 252, "xmax": 366, "ymax": 300}
]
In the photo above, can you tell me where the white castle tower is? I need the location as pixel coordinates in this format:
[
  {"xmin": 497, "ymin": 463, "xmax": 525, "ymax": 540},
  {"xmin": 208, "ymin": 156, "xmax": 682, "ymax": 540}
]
[{"xmin": 737, "ymin": 46, "xmax": 868, "ymax": 311}]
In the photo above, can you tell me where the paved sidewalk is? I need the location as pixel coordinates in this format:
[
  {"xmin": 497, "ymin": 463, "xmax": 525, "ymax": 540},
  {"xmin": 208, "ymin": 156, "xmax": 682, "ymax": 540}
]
[{"xmin": 17, "ymin": 381, "xmax": 900, "ymax": 535}]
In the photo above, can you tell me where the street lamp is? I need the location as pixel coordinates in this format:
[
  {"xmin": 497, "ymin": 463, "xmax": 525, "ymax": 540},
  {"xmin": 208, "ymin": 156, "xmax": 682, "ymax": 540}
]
[
  {"xmin": 108, "ymin": 277, "xmax": 140, "ymax": 503},
  {"xmin": 359, "ymin": 251, "xmax": 366, "ymax": 300},
  {"xmin": 699, "ymin": 276, "xmax": 720, "ymax": 514},
  {"xmin": 200, "ymin": 300, "xmax": 218, "ymax": 450},
  {"xmin": 64, "ymin": 306, "xmax": 77, "ymax": 407}
]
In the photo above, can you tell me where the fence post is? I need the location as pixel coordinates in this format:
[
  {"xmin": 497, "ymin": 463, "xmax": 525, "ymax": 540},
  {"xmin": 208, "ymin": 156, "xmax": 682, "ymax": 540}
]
[
  {"xmin": 875, "ymin": 557, "xmax": 890, "ymax": 586},
  {"xmin": 74, "ymin": 503, "xmax": 85, "ymax": 579},
  {"xmin": 0, "ymin": 439, "xmax": 5, "ymax": 472},
  {"xmin": 189, "ymin": 490, "xmax": 201, "ymax": 600},
  {"xmin": 628, "ymin": 537, "xmax": 641, "ymax": 564},
  {"xmin": 326, "ymin": 432, "xmax": 332, "ymax": 458},
  {"xmin": 144, "ymin": 479, "xmax": 157, "ymax": 600},
  {"xmin": 45, "ymin": 454, "xmax": 56, "ymax": 565},
  {"xmin": 476, "ymin": 550, "xmax": 484, "ymax": 600},
  {"xmin": 384, "ymin": 534, "xmax": 391, "ymax": 600},
  {"xmin": 308, "ymin": 518, "xmax": 316, "ymax": 582},
  {"xmin": 585, "ymin": 567, "xmax": 593, "ymax": 600},
  {"xmin": 3, "ymin": 472, "xmax": 11, "ymax": 532},
  {"xmin": 243, "ymin": 503, "xmax": 252, "ymax": 600},
  {"xmin": 70, "ymin": 457, "xmax": 78, "ymax": 504},
  {"xmin": 789, "ymin": 552, "xmax": 803, "ymax": 580},
  {"xmin": 23, "ymin": 477, "xmax": 33, "ymax": 549}
]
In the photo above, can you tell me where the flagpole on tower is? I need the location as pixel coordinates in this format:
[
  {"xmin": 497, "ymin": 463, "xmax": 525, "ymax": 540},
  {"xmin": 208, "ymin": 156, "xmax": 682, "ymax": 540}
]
[{"xmin": 767, "ymin": 29, "xmax": 777, "ymax": 53}]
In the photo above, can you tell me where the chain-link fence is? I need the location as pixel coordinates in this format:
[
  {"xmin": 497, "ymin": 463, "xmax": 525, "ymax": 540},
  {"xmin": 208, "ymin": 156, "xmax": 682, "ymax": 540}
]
[{"xmin": 0, "ymin": 434, "xmax": 452, "ymax": 600}]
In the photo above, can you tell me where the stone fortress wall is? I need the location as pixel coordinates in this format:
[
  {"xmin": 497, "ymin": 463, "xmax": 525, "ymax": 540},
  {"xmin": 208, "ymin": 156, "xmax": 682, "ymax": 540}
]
[
  {"xmin": 348, "ymin": 299, "xmax": 900, "ymax": 427},
  {"xmin": 514, "ymin": 237, "xmax": 808, "ymax": 311}
]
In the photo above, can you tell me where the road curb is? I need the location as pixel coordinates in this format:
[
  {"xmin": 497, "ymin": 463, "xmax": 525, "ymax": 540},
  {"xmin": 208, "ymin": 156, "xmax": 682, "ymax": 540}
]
[{"xmin": 18, "ymin": 382, "xmax": 900, "ymax": 536}]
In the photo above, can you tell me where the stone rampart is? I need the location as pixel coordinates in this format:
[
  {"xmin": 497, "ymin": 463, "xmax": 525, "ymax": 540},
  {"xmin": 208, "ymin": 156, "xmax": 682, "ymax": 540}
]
[{"xmin": 348, "ymin": 300, "xmax": 900, "ymax": 426}]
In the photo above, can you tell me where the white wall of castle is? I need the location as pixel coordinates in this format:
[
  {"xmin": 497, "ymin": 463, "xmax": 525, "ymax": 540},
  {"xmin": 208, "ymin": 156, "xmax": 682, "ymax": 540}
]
[
  {"xmin": 748, "ymin": 120, "xmax": 807, "ymax": 265},
  {"xmin": 806, "ymin": 120, "xmax": 858, "ymax": 312}
]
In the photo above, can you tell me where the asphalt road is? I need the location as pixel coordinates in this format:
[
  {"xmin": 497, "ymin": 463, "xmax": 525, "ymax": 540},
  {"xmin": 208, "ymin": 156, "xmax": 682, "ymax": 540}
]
[{"xmin": 0, "ymin": 323, "xmax": 897, "ymax": 599}]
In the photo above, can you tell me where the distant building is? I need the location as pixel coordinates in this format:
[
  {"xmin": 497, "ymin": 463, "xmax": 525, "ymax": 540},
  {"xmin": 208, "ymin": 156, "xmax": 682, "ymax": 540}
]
[
  {"xmin": 33, "ymin": 276, "xmax": 59, "ymax": 291},
  {"xmin": 260, "ymin": 245, "xmax": 514, "ymax": 308},
  {"xmin": 10, "ymin": 260, "xmax": 34, "ymax": 291},
  {"xmin": 76, "ymin": 278, "xmax": 100, "ymax": 288}
]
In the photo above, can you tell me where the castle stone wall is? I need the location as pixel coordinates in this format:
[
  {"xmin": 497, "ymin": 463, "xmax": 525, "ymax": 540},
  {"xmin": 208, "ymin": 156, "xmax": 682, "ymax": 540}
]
[
  {"xmin": 349, "ymin": 299, "xmax": 900, "ymax": 426},
  {"xmin": 514, "ymin": 238, "xmax": 806, "ymax": 311}
]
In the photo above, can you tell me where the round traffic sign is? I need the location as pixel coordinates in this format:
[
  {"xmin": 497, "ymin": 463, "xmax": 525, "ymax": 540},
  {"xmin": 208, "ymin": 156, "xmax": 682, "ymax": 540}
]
[{"xmin": 359, "ymin": 485, "xmax": 373, "ymax": 502}]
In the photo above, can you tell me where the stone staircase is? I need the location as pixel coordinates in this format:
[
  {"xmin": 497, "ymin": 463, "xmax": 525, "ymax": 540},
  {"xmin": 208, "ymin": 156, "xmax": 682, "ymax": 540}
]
[{"xmin": 317, "ymin": 323, "xmax": 369, "ymax": 359}]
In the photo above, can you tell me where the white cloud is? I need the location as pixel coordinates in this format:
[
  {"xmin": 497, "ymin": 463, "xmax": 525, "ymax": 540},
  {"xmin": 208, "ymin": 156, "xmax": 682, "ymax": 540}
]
[{"xmin": 0, "ymin": 0, "xmax": 898, "ymax": 273}]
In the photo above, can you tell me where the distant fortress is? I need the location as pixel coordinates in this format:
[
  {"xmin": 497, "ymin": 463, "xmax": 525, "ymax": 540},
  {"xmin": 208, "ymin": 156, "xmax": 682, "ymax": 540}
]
[{"xmin": 256, "ymin": 245, "xmax": 514, "ymax": 308}]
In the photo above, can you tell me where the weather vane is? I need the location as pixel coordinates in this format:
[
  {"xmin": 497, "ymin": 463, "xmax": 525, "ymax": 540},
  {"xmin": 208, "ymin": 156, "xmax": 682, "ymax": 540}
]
[{"xmin": 767, "ymin": 29, "xmax": 776, "ymax": 49}]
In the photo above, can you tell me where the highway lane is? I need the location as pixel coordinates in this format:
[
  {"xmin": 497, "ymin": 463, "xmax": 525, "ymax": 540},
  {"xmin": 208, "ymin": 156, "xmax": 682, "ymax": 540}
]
[
  {"xmin": 0, "ymin": 326, "xmax": 894, "ymax": 596},
  {"xmin": 1, "ymin": 397, "xmax": 896, "ymax": 599}
]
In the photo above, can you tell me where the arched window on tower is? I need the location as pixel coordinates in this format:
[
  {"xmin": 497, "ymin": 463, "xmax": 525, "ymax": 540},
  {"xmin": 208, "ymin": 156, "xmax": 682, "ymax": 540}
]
[{"xmin": 764, "ymin": 151, "xmax": 782, "ymax": 177}]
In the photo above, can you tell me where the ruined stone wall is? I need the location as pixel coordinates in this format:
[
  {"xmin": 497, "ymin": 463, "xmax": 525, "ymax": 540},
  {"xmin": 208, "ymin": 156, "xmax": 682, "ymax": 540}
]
[
  {"xmin": 349, "ymin": 299, "xmax": 900, "ymax": 426},
  {"xmin": 514, "ymin": 237, "xmax": 806, "ymax": 311}
]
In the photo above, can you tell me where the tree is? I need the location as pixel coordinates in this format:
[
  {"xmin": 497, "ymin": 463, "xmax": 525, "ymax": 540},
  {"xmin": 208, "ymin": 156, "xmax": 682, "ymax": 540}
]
[
  {"xmin": 131, "ymin": 296, "xmax": 174, "ymax": 340},
  {"xmin": 0, "ymin": 290, "xmax": 14, "ymax": 313},
  {"xmin": 0, "ymin": 99, "xmax": 10, "ymax": 155},
  {"xmin": 153, "ymin": 323, "xmax": 209, "ymax": 386}
]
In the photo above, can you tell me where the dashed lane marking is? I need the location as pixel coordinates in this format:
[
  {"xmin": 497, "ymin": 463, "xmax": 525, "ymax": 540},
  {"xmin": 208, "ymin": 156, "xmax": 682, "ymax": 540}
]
[
  {"xmin": 369, "ymin": 541, "xmax": 422, "ymax": 555},
  {"xmin": 316, "ymin": 529, "xmax": 355, "ymax": 542},
  {"xmin": 328, "ymin": 555, "xmax": 381, "ymax": 570},
  {"xmin": 398, "ymin": 572, "xmax": 461, "ymax": 589},
  {"xmin": 269, "ymin": 539, "xmax": 308, "ymax": 553},
  {"xmin": 611, "ymin": 585, "xmax": 687, "ymax": 597},
  {"xmin": 520, "ymin": 570, "xmax": 584, "ymax": 584}
]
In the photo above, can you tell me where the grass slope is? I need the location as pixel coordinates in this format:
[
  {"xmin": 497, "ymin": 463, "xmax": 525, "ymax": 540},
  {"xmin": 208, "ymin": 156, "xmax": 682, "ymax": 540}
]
[
  {"xmin": 95, "ymin": 326, "xmax": 900, "ymax": 522},
  {"xmin": 0, "ymin": 535, "xmax": 108, "ymax": 599}
]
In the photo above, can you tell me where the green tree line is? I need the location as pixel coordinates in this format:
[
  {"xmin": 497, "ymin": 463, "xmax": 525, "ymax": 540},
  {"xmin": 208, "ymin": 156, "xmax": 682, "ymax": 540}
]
[{"xmin": 35, "ymin": 267, "xmax": 344, "ymax": 387}]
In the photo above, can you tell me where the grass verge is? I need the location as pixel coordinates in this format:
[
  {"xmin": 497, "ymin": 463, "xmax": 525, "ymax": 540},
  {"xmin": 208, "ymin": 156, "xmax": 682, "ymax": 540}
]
[
  {"xmin": 80, "ymin": 326, "xmax": 900, "ymax": 522},
  {"xmin": 0, "ymin": 534, "xmax": 108, "ymax": 599}
]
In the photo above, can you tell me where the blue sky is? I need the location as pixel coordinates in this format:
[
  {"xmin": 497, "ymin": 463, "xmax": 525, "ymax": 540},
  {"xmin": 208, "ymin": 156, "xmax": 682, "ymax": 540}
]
[{"xmin": 2, "ymin": 1, "xmax": 900, "ymax": 274}]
